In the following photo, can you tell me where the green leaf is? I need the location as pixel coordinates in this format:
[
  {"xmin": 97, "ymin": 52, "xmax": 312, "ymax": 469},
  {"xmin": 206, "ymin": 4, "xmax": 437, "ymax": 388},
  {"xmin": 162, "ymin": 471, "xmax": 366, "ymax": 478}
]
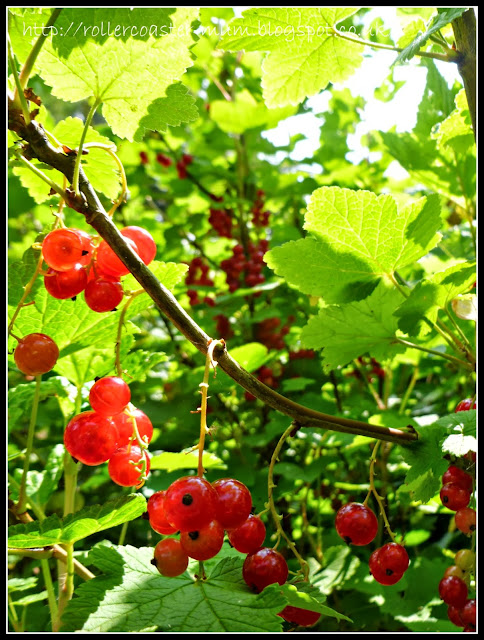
[
  {"xmin": 61, "ymin": 547, "xmax": 286, "ymax": 632},
  {"xmin": 8, "ymin": 378, "xmax": 71, "ymax": 435},
  {"xmin": 279, "ymin": 583, "xmax": 351, "ymax": 622},
  {"xmin": 433, "ymin": 89, "xmax": 475, "ymax": 154},
  {"xmin": 149, "ymin": 449, "xmax": 226, "ymax": 472},
  {"xmin": 228, "ymin": 342, "xmax": 269, "ymax": 372},
  {"xmin": 8, "ymin": 494, "xmax": 146, "ymax": 548},
  {"xmin": 37, "ymin": 8, "xmax": 199, "ymax": 140},
  {"xmin": 219, "ymin": 8, "xmax": 364, "ymax": 107},
  {"xmin": 395, "ymin": 261, "xmax": 476, "ymax": 336},
  {"xmin": 265, "ymin": 188, "xmax": 441, "ymax": 304},
  {"xmin": 394, "ymin": 8, "xmax": 467, "ymax": 65},
  {"xmin": 301, "ymin": 281, "xmax": 406, "ymax": 372}
]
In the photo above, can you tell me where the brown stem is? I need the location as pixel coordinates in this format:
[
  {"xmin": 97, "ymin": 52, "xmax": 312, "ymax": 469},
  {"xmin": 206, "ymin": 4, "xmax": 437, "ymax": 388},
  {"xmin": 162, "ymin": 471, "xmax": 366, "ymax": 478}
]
[
  {"xmin": 452, "ymin": 9, "xmax": 476, "ymax": 138},
  {"xmin": 8, "ymin": 118, "xmax": 418, "ymax": 446}
]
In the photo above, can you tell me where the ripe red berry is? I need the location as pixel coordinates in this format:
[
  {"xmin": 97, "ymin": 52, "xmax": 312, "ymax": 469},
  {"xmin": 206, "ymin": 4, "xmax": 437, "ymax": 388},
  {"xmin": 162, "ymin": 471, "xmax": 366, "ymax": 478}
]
[
  {"xmin": 89, "ymin": 376, "xmax": 131, "ymax": 417},
  {"xmin": 147, "ymin": 491, "xmax": 178, "ymax": 535},
  {"xmin": 443, "ymin": 565, "xmax": 466, "ymax": 580},
  {"xmin": 455, "ymin": 399, "xmax": 476, "ymax": 412},
  {"xmin": 442, "ymin": 466, "xmax": 473, "ymax": 492},
  {"xmin": 84, "ymin": 276, "xmax": 123, "ymax": 312},
  {"xmin": 212, "ymin": 478, "xmax": 252, "ymax": 529},
  {"xmin": 42, "ymin": 228, "xmax": 84, "ymax": 272},
  {"xmin": 111, "ymin": 408, "xmax": 153, "ymax": 447},
  {"xmin": 64, "ymin": 411, "xmax": 118, "ymax": 465},
  {"xmin": 461, "ymin": 599, "xmax": 476, "ymax": 628},
  {"xmin": 108, "ymin": 445, "xmax": 150, "ymax": 487},
  {"xmin": 455, "ymin": 507, "xmax": 476, "ymax": 535},
  {"xmin": 180, "ymin": 519, "xmax": 225, "ymax": 561},
  {"xmin": 278, "ymin": 606, "xmax": 321, "ymax": 627},
  {"xmin": 120, "ymin": 226, "xmax": 156, "ymax": 265},
  {"xmin": 72, "ymin": 228, "xmax": 95, "ymax": 266},
  {"xmin": 439, "ymin": 576, "xmax": 468, "ymax": 608},
  {"xmin": 243, "ymin": 547, "xmax": 288, "ymax": 593},
  {"xmin": 369, "ymin": 548, "xmax": 405, "ymax": 586},
  {"xmin": 95, "ymin": 237, "xmax": 139, "ymax": 277},
  {"xmin": 448, "ymin": 605, "xmax": 465, "ymax": 627},
  {"xmin": 153, "ymin": 538, "xmax": 188, "ymax": 577},
  {"xmin": 44, "ymin": 265, "xmax": 88, "ymax": 299},
  {"xmin": 227, "ymin": 514, "xmax": 266, "ymax": 554},
  {"xmin": 375, "ymin": 543, "xmax": 409, "ymax": 575},
  {"xmin": 14, "ymin": 333, "xmax": 59, "ymax": 376},
  {"xmin": 440, "ymin": 483, "xmax": 471, "ymax": 511},
  {"xmin": 163, "ymin": 476, "xmax": 219, "ymax": 533},
  {"xmin": 156, "ymin": 153, "xmax": 172, "ymax": 167},
  {"xmin": 335, "ymin": 502, "xmax": 378, "ymax": 546}
]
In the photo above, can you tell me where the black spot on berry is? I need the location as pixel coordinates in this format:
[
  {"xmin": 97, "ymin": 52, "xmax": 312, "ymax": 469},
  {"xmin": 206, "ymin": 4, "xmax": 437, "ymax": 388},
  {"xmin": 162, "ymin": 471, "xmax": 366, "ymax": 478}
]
[
  {"xmin": 386, "ymin": 569, "xmax": 394, "ymax": 576},
  {"xmin": 188, "ymin": 531, "xmax": 199, "ymax": 540},
  {"xmin": 182, "ymin": 493, "xmax": 193, "ymax": 506}
]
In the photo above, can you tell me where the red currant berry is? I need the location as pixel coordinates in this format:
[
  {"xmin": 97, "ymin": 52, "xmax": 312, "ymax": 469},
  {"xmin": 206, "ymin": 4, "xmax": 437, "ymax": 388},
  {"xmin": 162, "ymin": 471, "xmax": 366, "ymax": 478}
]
[
  {"xmin": 44, "ymin": 265, "xmax": 88, "ymax": 299},
  {"xmin": 153, "ymin": 538, "xmax": 188, "ymax": 577},
  {"xmin": 442, "ymin": 466, "xmax": 473, "ymax": 492},
  {"xmin": 444, "ymin": 565, "xmax": 466, "ymax": 580},
  {"xmin": 242, "ymin": 547, "xmax": 288, "ymax": 593},
  {"xmin": 180, "ymin": 520, "xmax": 225, "ymax": 561},
  {"xmin": 440, "ymin": 483, "xmax": 471, "ymax": 511},
  {"xmin": 448, "ymin": 605, "xmax": 465, "ymax": 628},
  {"xmin": 84, "ymin": 276, "xmax": 123, "ymax": 312},
  {"xmin": 463, "ymin": 625, "xmax": 477, "ymax": 632},
  {"xmin": 439, "ymin": 576, "xmax": 468, "ymax": 608},
  {"xmin": 461, "ymin": 599, "xmax": 476, "ymax": 628},
  {"xmin": 89, "ymin": 376, "xmax": 131, "ymax": 417},
  {"xmin": 64, "ymin": 411, "xmax": 118, "ymax": 465},
  {"xmin": 147, "ymin": 491, "xmax": 177, "ymax": 535},
  {"xmin": 212, "ymin": 478, "xmax": 252, "ymax": 529},
  {"xmin": 163, "ymin": 476, "xmax": 219, "ymax": 533},
  {"xmin": 376, "ymin": 543, "xmax": 409, "ymax": 575},
  {"xmin": 278, "ymin": 606, "xmax": 321, "ymax": 627},
  {"xmin": 95, "ymin": 236, "xmax": 139, "ymax": 278},
  {"xmin": 108, "ymin": 445, "xmax": 150, "ymax": 487},
  {"xmin": 72, "ymin": 228, "xmax": 95, "ymax": 266},
  {"xmin": 156, "ymin": 153, "xmax": 172, "ymax": 167},
  {"xmin": 121, "ymin": 227, "xmax": 156, "ymax": 265},
  {"xmin": 455, "ymin": 399, "xmax": 476, "ymax": 412},
  {"xmin": 369, "ymin": 548, "xmax": 405, "ymax": 586},
  {"xmin": 42, "ymin": 228, "xmax": 84, "ymax": 272},
  {"xmin": 335, "ymin": 502, "xmax": 378, "ymax": 546},
  {"xmin": 139, "ymin": 151, "xmax": 149, "ymax": 165},
  {"xmin": 455, "ymin": 507, "xmax": 476, "ymax": 535},
  {"xmin": 14, "ymin": 333, "xmax": 59, "ymax": 376},
  {"xmin": 227, "ymin": 514, "xmax": 266, "ymax": 554},
  {"xmin": 112, "ymin": 408, "xmax": 153, "ymax": 447}
]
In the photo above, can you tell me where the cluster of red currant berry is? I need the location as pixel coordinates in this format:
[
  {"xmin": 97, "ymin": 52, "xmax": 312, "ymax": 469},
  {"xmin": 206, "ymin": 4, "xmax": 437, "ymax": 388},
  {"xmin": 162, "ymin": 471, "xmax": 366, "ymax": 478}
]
[
  {"xmin": 220, "ymin": 240, "xmax": 269, "ymax": 293},
  {"xmin": 176, "ymin": 153, "xmax": 193, "ymax": 179},
  {"xmin": 255, "ymin": 315, "xmax": 292, "ymax": 350},
  {"xmin": 41, "ymin": 225, "xmax": 156, "ymax": 312},
  {"xmin": 64, "ymin": 376, "xmax": 152, "ymax": 487},
  {"xmin": 440, "ymin": 549, "xmax": 476, "ymax": 631},
  {"xmin": 148, "ymin": 475, "xmax": 321, "ymax": 628},
  {"xmin": 214, "ymin": 314, "xmax": 234, "ymax": 340},
  {"xmin": 335, "ymin": 502, "xmax": 409, "ymax": 585},
  {"xmin": 185, "ymin": 257, "xmax": 215, "ymax": 307},
  {"xmin": 251, "ymin": 189, "xmax": 271, "ymax": 227},
  {"xmin": 288, "ymin": 349, "xmax": 315, "ymax": 361},
  {"xmin": 208, "ymin": 206, "xmax": 233, "ymax": 238}
]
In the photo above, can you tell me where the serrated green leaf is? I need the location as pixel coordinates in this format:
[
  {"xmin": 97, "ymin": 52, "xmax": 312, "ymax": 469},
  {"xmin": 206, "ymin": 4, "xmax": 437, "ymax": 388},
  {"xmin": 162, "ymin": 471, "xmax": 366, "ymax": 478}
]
[
  {"xmin": 36, "ymin": 8, "xmax": 199, "ymax": 140},
  {"xmin": 394, "ymin": 8, "xmax": 467, "ymax": 65},
  {"xmin": 432, "ymin": 89, "xmax": 475, "ymax": 154},
  {"xmin": 279, "ymin": 583, "xmax": 351, "ymax": 622},
  {"xmin": 219, "ymin": 8, "xmax": 363, "ymax": 107},
  {"xmin": 8, "ymin": 494, "xmax": 146, "ymax": 548},
  {"xmin": 265, "ymin": 188, "xmax": 441, "ymax": 305},
  {"xmin": 301, "ymin": 281, "xmax": 405, "ymax": 372},
  {"xmin": 395, "ymin": 261, "xmax": 476, "ymax": 336},
  {"xmin": 61, "ymin": 546, "xmax": 286, "ymax": 632}
]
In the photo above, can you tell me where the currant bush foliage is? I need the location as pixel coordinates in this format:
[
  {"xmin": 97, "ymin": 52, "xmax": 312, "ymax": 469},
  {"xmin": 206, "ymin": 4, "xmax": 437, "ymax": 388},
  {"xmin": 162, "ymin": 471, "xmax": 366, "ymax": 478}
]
[{"xmin": 8, "ymin": 6, "xmax": 475, "ymax": 633}]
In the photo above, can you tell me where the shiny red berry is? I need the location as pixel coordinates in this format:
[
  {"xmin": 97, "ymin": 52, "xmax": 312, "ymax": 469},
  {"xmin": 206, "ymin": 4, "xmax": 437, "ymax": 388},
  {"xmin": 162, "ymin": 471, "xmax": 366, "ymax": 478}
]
[
  {"xmin": 42, "ymin": 228, "xmax": 84, "ymax": 272},
  {"xmin": 227, "ymin": 514, "xmax": 266, "ymax": 554},
  {"xmin": 163, "ymin": 476, "xmax": 219, "ymax": 533},
  {"xmin": 455, "ymin": 507, "xmax": 476, "ymax": 535},
  {"xmin": 369, "ymin": 548, "xmax": 405, "ymax": 586},
  {"xmin": 212, "ymin": 478, "xmax": 252, "ymax": 529},
  {"xmin": 442, "ymin": 466, "xmax": 473, "ymax": 492},
  {"xmin": 112, "ymin": 408, "xmax": 153, "ymax": 447},
  {"xmin": 440, "ymin": 483, "xmax": 471, "ymax": 511},
  {"xmin": 108, "ymin": 445, "xmax": 150, "ymax": 487},
  {"xmin": 153, "ymin": 538, "xmax": 188, "ymax": 577},
  {"xmin": 461, "ymin": 599, "xmax": 476, "ymax": 628},
  {"xmin": 335, "ymin": 502, "xmax": 378, "ymax": 546},
  {"xmin": 14, "ymin": 333, "xmax": 59, "ymax": 376},
  {"xmin": 242, "ymin": 547, "xmax": 288, "ymax": 593},
  {"xmin": 278, "ymin": 606, "xmax": 321, "ymax": 627},
  {"xmin": 44, "ymin": 265, "xmax": 88, "ymax": 299},
  {"xmin": 95, "ymin": 237, "xmax": 139, "ymax": 277},
  {"xmin": 448, "ymin": 605, "xmax": 465, "ymax": 628},
  {"xmin": 84, "ymin": 276, "xmax": 123, "ymax": 312},
  {"xmin": 121, "ymin": 226, "xmax": 156, "ymax": 265},
  {"xmin": 147, "ymin": 491, "xmax": 177, "ymax": 535},
  {"xmin": 89, "ymin": 376, "xmax": 131, "ymax": 417},
  {"xmin": 439, "ymin": 576, "xmax": 468, "ymax": 608},
  {"xmin": 64, "ymin": 411, "xmax": 118, "ymax": 466},
  {"xmin": 455, "ymin": 399, "xmax": 476, "ymax": 412},
  {"xmin": 180, "ymin": 520, "xmax": 225, "ymax": 561}
]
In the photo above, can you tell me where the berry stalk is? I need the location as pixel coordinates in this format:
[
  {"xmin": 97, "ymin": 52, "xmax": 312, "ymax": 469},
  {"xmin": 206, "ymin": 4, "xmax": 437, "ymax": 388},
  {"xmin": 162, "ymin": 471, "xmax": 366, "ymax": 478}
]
[{"xmin": 16, "ymin": 374, "xmax": 42, "ymax": 515}]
